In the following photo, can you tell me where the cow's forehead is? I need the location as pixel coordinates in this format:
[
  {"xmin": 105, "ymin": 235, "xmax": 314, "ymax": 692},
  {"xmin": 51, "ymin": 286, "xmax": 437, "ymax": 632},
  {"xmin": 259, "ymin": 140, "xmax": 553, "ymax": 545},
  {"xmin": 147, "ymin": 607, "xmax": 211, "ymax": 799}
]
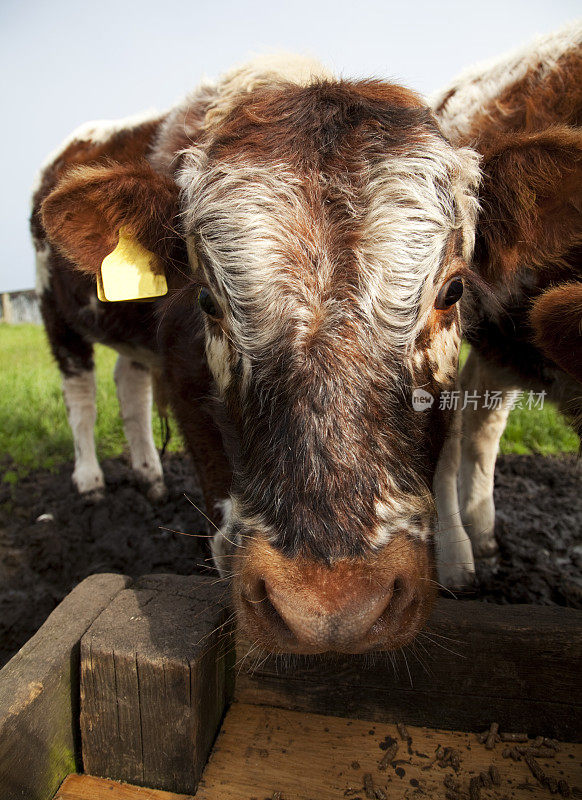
[
  {"xmin": 177, "ymin": 81, "xmax": 480, "ymax": 355},
  {"xmin": 202, "ymin": 80, "xmax": 433, "ymax": 163}
]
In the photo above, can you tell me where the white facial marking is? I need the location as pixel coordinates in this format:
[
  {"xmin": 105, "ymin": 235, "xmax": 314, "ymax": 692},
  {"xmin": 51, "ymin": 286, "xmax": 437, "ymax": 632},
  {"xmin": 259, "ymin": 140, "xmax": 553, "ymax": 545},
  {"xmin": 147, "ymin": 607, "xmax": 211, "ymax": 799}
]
[
  {"xmin": 214, "ymin": 498, "xmax": 233, "ymax": 527},
  {"xmin": 425, "ymin": 324, "xmax": 461, "ymax": 385},
  {"xmin": 373, "ymin": 493, "xmax": 434, "ymax": 547},
  {"xmin": 211, "ymin": 497, "xmax": 262, "ymax": 577},
  {"xmin": 356, "ymin": 145, "xmax": 478, "ymax": 351},
  {"xmin": 205, "ymin": 333, "xmax": 232, "ymax": 394},
  {"xmin": 179, "ymin": 143, "xmax": 479, "ymax": 363}
]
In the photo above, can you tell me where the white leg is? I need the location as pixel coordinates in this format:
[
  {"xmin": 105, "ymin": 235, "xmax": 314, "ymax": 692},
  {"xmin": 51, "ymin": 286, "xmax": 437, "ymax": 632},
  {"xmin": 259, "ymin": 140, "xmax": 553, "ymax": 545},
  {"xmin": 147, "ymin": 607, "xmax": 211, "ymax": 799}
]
[
  {"xmin": 114, "ymin": 355, "xmax": 166, "ymax": 501},
  {"xmin": 434, "ymin": 406, "xmax": 475, "ymax": 588},
  {"xmin": 459, "ymin": 350, "xmax": 516, "ymax": 557},
  {"xmin": 62, "ymin": 371, "xmax": 105, "ymax": 495}
]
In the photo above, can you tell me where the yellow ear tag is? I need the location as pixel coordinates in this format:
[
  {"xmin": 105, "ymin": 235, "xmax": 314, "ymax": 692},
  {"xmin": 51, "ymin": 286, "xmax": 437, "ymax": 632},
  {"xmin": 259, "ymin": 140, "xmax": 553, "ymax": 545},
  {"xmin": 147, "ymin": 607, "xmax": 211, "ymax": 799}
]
[
  {"xmin": 96, "ymin": 272, "xmax": 107, "ymax": 302},
  {"xmin": 99, "ymin": 226, "xmax": 168, "ymax": 302}
]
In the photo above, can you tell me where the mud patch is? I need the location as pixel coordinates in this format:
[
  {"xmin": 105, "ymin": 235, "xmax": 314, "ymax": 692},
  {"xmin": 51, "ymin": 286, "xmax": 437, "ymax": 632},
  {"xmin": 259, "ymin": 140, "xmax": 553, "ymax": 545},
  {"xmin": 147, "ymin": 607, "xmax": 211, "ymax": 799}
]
[
  {"xmin": 473, "ymin": 454, "xmax": 582, "ymax": 606},
  {"xmin": 0, "ymin": 453, "xmax": 210, "ymax": 667},
  {"xmin": 0, "ymin": 452, "xmax": 580, "ymax": 668}
]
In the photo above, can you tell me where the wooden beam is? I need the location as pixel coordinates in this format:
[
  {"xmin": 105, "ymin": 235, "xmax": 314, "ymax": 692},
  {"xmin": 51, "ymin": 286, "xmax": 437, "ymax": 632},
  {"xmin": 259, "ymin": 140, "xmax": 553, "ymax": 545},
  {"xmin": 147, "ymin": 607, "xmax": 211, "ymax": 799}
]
[
  {"xmin": 0, "ymin": 573, "xmax": 131, "ymax": 800},
  {"xmin": 80, "ymin": 574, "xmax": 233, "ymax": 795},
  {"xmin": 236, "ymin": 598, "xmax": 582, "ymax": 741},
  {"xmin": 194, "ymin": 702, "xmax": 582, "ymax": 800},
  {"xmin": 55, "ymin": 774, "xmax": 194, "ymax": 800}
]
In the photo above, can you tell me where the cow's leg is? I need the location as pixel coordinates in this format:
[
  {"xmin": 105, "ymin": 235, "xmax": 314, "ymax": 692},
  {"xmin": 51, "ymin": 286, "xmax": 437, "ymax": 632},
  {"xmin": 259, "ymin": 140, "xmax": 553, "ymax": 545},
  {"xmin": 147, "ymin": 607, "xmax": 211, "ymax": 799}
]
[
  {"xmin": 62, "ymin": 367, "xmax": 104, "ymax": 495},
  {"xmin": 434, "ymin": 405, "xmax": 475, "ymax": 588},
  {"xmin": 458, "ymin": 349, "xmax": 517, "ymax": 557},
  {"xmin": 39, "ymin": 283, "xmax": 105, "ymax": 496},
  {"xmin": 113, "ymin": 355, "xmax": 166, "ymax": 501}
]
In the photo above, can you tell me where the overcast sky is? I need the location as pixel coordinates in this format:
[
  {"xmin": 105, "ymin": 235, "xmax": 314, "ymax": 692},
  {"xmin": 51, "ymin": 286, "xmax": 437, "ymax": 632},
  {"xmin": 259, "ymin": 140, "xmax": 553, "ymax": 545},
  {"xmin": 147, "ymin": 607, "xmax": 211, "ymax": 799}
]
[{"xmin": 1, "ymin": 0, "xmax": 579, "ymax": 292}]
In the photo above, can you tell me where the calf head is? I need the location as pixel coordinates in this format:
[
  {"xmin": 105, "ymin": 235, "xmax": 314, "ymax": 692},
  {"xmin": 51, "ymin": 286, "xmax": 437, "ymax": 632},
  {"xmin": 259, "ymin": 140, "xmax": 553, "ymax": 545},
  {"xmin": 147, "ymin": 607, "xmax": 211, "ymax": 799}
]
[
  {"xmin": 177, "ymin": 79, "xmax": 481, "ymax": 653},
  {"xmin": 41, "ymin": 73, "xmax": 481, "ymax": 654}
]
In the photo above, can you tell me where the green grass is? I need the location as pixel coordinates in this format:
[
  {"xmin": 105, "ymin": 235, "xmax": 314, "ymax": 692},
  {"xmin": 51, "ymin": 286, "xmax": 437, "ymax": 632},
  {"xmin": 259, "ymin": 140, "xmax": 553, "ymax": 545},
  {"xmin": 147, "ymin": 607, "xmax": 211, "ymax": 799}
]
[
  {"xmin": 0, "ymin": 324, "xmax": 577, "ymax": 481},
  {"xmin": 0, "ymin": 323, "xmax": 183, "ymax": 478},
  {"xmin": 500, "ymin": 402, "xmax": 578, "ymax": 455},
  {"xmin": 457, "ymin": 341, "xmax": 578, "ymax": 455}
]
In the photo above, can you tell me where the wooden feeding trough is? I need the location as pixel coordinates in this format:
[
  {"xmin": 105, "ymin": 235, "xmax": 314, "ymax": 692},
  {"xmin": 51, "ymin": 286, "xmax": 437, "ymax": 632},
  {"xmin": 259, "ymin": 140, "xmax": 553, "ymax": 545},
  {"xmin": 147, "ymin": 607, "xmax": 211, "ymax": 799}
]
[{"xmin": 1, "ymin": 572, "xmax": 581, "ymax": 800}]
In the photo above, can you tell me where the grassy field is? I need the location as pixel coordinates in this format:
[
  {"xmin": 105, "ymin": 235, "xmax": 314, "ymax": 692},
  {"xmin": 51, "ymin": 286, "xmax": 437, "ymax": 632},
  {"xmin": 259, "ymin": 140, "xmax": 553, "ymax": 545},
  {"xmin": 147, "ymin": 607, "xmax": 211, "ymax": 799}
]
[
  {"xmin": 0, "ymin": 324, "xmax": 578, "ymax": 481},
  {"xmin": 0, "ymin": 324, "xmax": 183, "ymax": 482}
]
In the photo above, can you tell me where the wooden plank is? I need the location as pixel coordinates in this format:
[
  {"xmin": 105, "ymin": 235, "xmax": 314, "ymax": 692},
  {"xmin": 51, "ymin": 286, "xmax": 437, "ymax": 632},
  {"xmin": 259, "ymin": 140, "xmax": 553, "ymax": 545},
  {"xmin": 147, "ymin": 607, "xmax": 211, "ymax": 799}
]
[
  {"xmin": 55, "ymin": 774, "xmax": 194, "ymax": 800},
  {"xmin": 236, "ymin": 598, "xmax": 582, "ymax": 741},
  {"xmin": 80, "ymin": 574, "xmax": 233, "ymax": 795},
  {"xmin": 195, "ymin": 702, "xmax": 582, "ymax": 800},
  {"xmin": 0, "ymin": 573, "xmax": 131, "ymax": 800}
]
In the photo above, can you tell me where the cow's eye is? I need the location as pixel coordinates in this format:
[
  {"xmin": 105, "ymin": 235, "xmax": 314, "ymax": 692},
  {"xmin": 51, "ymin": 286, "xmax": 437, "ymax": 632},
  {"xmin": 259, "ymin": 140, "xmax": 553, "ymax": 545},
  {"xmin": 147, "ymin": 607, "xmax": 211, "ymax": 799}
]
[
  {"xmin": 198, "ymin": 287, "xmax": 222, "ymax": 318},
  {"xmin": 435, "ymin": 277, "xmax": 464, "ymax": 310}
]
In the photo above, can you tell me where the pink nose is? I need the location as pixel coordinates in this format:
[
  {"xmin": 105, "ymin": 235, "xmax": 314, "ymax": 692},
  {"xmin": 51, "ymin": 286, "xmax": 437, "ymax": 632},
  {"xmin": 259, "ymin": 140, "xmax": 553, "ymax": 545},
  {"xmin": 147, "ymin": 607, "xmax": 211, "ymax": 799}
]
[{"xmin": 235, "ymin": 539, "xmax": 434, "ymax": 654}]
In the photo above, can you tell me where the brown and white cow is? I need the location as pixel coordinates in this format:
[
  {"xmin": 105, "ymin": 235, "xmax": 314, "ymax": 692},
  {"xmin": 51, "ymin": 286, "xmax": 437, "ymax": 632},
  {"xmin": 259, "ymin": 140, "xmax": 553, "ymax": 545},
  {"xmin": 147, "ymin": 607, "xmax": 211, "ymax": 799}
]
[
  {"xmin": 35, "ymin": 54, "xmax": 478, "ymax": 653},
  {"xmin": 34, "ymin": 27, "xmax": 579, "ymax": 655},
  {"xmin": 431, "ymin": 22, "xmax": 582, "ymax": 588},
  {"xmin": 31, "ymin": 110, "xmax": 174, "ymax": 501}
]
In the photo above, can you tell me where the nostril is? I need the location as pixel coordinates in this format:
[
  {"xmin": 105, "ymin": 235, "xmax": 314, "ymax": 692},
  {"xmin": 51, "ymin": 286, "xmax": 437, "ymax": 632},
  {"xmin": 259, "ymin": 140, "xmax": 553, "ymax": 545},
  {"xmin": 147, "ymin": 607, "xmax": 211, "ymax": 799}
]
[
  {"xmin": 391, "ymin": 575, "xmax": 415, "ymax": 611},
  {"xmin": 242, "ymin": 579, "xmax": 296, "ymax": 641},
  {"xmin": 242, "ymin": 578, "xmax": 268, "ymax": 605},
  {"xmin": 391, "ymin": 576, "xmax": 408, "ymax": 609},
  {"xmin": 373, "ymin": 574, "xmax": 420, "ymax": 635}
]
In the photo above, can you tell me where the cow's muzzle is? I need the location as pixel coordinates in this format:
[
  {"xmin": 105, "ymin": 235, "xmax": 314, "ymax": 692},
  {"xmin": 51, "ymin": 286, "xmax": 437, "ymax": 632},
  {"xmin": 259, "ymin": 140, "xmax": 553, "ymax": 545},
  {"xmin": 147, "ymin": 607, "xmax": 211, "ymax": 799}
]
[{"xmin": 232, "ymin": 535, "xmax": 435, "ymax": 654}]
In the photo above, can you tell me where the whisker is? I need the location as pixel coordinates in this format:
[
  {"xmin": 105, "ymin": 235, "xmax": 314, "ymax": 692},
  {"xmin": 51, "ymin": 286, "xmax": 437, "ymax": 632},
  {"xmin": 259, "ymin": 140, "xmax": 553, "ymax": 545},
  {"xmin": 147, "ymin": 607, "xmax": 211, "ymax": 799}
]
[
  {"xmin": 159, "ymin": 525, "xmax": 212, "ymax": 539},
  {"xmin": 418, "ymin": 632, "xmax": 465, "ymax": 659},
  {"xmin": 183, "ymin": 493, "xmax": 221, "ymax": 532}
]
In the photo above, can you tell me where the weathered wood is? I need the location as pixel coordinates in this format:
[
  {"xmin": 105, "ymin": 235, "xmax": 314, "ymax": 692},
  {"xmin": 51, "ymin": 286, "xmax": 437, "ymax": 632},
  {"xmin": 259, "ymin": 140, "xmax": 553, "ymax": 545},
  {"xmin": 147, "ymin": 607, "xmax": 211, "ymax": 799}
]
[
  {"xmin": 236, "ymin": 598, "xmax": 582, "ymax": 741},
  {"xmin": 54, "ymin": 774, "xmax": 194, "ymax": 799},
  {"xmin": 0, "ymin": 573, "xmax": 131, "ymax": 800},
  {"xmin": 194, "ymin": 702, "xmax": 582, "ymax": 800},
  {"xmin": 80, "ymin": 574, "xmax": 233, "ymax": 795}
]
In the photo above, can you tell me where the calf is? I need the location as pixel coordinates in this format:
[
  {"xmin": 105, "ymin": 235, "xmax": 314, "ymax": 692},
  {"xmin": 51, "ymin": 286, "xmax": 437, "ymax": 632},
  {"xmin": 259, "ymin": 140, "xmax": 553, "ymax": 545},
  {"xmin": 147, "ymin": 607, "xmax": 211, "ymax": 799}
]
[
  {"xmin": 37, "ymin": 41, "xmax": 575, "ymax": 655},
  {"xmin": 431, "ymin": 22, "xmax": 582, "ymax": 588},
  {"xmin": 31, "ymin": 112, "xmax": 171, "ymax": 500}
]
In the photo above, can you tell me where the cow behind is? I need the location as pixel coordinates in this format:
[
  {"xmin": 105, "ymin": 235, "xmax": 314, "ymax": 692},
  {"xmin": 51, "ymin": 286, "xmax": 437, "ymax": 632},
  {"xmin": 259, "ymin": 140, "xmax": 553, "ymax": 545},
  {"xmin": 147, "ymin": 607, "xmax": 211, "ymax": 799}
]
[
  {"xmin": 431, "ymin": 22, "xmax": 582, "ymax": 587},
  {"xmin": 31, "ymin": 111, "xmax": 177, "ymax": 501}
]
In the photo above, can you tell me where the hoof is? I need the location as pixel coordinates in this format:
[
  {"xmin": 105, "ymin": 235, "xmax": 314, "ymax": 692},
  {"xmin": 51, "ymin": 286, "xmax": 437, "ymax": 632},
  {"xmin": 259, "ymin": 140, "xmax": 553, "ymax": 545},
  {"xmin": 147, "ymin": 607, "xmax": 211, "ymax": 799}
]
[
  {"xmin": 472, "ymin": 537, "xmax": 500, "ymax": 560},
  {"xmin": 73, "ymin": 467, "xmax": 105, "ymax": 497},
  {"xmin": 80, "ymin": 488, "xmax": 105, "ymax": 504},
  {"xmin": 476, "ymin": 551, "xmax": 500, "ymax": 570},
  {"xmin": 437, "ymin": 562, "xmax": 476, "ymax": 592},
  {"xmin": 146, "ymin": 479, "xmax": 168, "ymax": 503}
]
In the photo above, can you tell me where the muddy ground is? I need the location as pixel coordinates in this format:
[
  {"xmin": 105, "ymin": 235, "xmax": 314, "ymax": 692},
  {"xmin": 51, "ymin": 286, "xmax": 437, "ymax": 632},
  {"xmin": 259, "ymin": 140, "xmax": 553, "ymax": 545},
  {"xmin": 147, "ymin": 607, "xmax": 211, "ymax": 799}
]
[{"xmin": 0, "ymin": 452, "xmax": 581, "ymax": 668}]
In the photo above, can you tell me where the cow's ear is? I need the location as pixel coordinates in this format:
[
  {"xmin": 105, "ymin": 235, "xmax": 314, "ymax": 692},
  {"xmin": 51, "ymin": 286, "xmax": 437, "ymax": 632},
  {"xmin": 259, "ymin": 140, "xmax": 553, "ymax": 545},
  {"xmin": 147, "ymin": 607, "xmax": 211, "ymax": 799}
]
[
  {"xmin": 41, "ymin": 161, "xmax": 179, "ymax": 275},
  {"xmin": 473, "ymin": 126, "xmax": 582, "ymax": 282}
]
